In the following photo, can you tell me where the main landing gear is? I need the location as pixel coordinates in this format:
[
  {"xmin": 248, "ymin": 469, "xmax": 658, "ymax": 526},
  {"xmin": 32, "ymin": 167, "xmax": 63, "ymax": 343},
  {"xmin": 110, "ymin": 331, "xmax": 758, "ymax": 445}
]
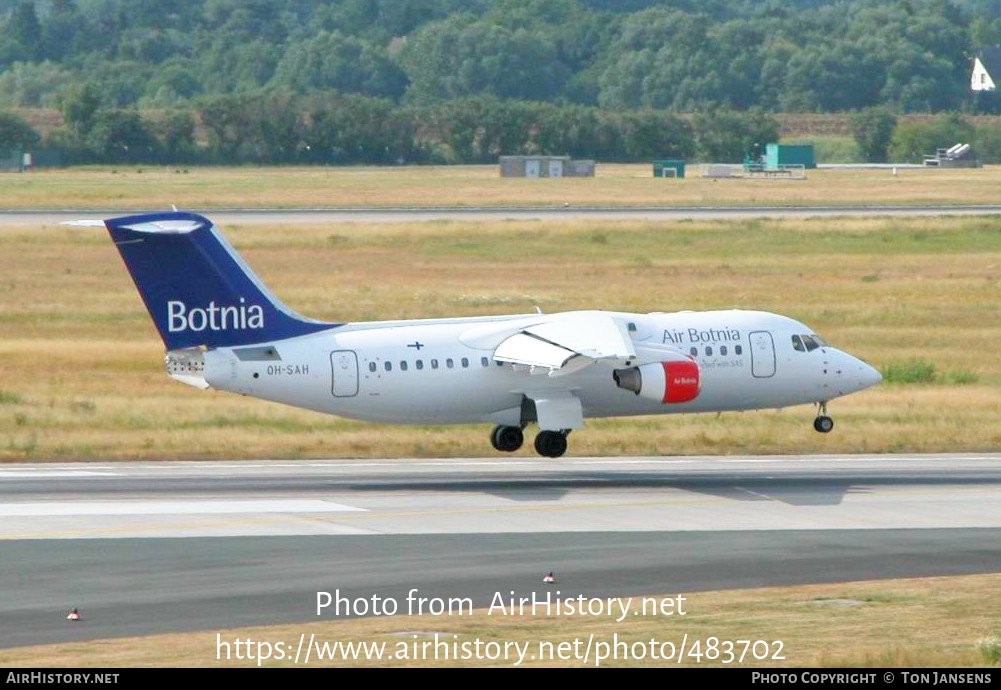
[
  {"xmin": 490, "ymin": 425, "xmax": 524, "ymax": 452},
  {"xmin": 534, "ymin": 430, "xmax": 569, "ymax": 458},
  {"xmin": 489, "ymin": 426, "xmax": 570, "ymax": 458},
  {"xmin": 813, "ymin": 402, "xmax": 834, "ymax": 433}
]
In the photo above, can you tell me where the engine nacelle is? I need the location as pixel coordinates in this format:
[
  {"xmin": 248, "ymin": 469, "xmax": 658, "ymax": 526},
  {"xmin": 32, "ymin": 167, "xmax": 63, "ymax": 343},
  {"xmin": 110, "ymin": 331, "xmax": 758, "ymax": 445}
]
[{"xmin": 613, "ymin": 360, "xmax": 701, "ymax": 404}]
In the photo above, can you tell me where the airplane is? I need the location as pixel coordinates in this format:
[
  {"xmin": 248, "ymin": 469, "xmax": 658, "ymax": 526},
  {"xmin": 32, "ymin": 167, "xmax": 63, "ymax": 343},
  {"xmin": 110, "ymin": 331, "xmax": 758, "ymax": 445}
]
[{"xmin": 77, "ymin": 211, "xmax": 883, "ymax": 459}]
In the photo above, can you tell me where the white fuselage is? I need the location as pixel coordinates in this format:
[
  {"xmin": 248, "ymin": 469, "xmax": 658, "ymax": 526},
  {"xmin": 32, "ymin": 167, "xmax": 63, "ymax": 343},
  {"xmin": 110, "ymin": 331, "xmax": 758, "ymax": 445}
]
[{"xmin": 199, "ymin": 309, "xmax": 881, "ymax": 427}]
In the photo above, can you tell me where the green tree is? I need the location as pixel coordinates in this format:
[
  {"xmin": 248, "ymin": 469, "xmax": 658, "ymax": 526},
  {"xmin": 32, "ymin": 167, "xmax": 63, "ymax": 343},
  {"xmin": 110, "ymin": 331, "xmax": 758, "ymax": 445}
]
[
  {"xmin": 61, "ymin": 82, "xmax": 101, "ymax": 138},
  {"xmin": 41, "ymin": 0, "xmax": 85, "ymax": 61},
  {"xmin": 197, "ymin": 93, "xmax": 254, "ymax": 160},
  {"xmin": 271, "ymin": 31, "xmax": 406, "ymax": 99},
  {"xmin": 850, "ymin": 108, "xmax": 897, "ymax": 163},
  {"xmin": 532, "ymin": 104, "xmax": 604, "ymax": 157},
  {"xmin": 888, "ymin": 115, "xmax": 976, "ymax": 163},
  {"xmin": 619, "ymin": 110, "xmax": 694, "ymax": 160},
  {"xmin": 433, "ymin": 96, "xmax": 536, "ymax": 162},
  {"xmin": 85, "ymin": 110, "xmax": 159, "ymax": 162},
  {"xmin": 7, "ymin": 1, "xmax": 41, "ymax": 61},
  {"xmin": 694, "ymin": 110, "xmax": 780, "ymax": 162},
  {"xmin": 153, "ymin": 110, "xmax": 196, "ymax": 161},
  {"xmin": 0, "ymin": 60, "xmax": 72, "ymax": 107},
  {"xmin": 250, "ymin": 91, "xmax": 303, "ymax": 163},
  {"xmin": 400, "ymin": 16, "xmax": 570, "ymax": 103},
  {"xmin": 305, "ymin": 93, "xmax": 416, "ymax": 164},
  {"xmin": 0, "ymin": 109, "xmax": 40, "ymax": 148},
  {"xmin": 975, "ymin": 121, "xmax": 1001, "ymax": 164}
]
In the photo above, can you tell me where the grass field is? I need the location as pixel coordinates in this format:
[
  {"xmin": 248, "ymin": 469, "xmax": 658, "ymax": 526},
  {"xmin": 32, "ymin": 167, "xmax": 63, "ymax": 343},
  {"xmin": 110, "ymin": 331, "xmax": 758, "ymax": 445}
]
[
  {"xmin": 3, "ymin": 164, "xmax": 1001, "ymax": 210},
  {"xmin": 2, "ymin": 573, "xmax": 1000, "ymax": 667},
  {"xmin": 1, "ymin": 213, "xmax": 999, "ymax": 461}
]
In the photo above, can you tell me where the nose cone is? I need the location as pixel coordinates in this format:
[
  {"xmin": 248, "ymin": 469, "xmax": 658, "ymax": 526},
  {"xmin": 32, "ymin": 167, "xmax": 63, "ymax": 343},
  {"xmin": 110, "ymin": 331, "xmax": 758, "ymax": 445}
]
[
  {"xmin": 859, "ymin": 361, "xmax": 883, "ymax": 389},
  {"xmin": 845, "ymin": 355, "xmax": 882, "ymax": 392}
]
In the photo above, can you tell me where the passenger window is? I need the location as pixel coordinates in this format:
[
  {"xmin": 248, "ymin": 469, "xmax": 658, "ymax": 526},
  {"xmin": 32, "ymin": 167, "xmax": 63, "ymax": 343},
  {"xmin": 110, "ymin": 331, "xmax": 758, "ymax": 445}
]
[
  {"xmin": 446, "ymin": 358, "xmax": 454, "ymax": 369},
  {"xmin": 735, "ymin": 345, "xmax": 743, "ymax": 355},
  {"xmin": 431, "ymin": 359, "xmax": 439, "ymax": 369},
  {"xmin": 690, "ymin": 347, "xmax": 698, "ymax": 357},
  {"xmin": 720, "ymin": 346, "xmax": 727, "ymax": 356},
  {"xmin": 705, "ymin": 346, "xmax": 713, "ymax": 356},
  {"xmin": 400, "ymin": 361, "xmax": 408, "ymax": 371},
  {"xmin": 481, "ymin": 357, "xmax": 489, "ymax": 367},
  {"xmin": 384, "ymin": 361, "xmax": 392, "ymax": 372},
  {"xmin": 792, "ymin": 335, "xmax": 805, "ymax": 352},
  {"xmin": 416, "ymin": 360, "xmax": 423, "ymax": 370},
  {"xmin": 801, "ymin": 335, "xmax": 819, "ymax": 352},
  {"xmin": 461, "ymin": 357, "xmax": 469, "ymax": 368},
  {"xmin": 368, "ymin": 362, "xmax": 376, "ymax": 373},
  {"xmin": 627, "ymin": 322, "xmax": 637, "ymax": 332}
]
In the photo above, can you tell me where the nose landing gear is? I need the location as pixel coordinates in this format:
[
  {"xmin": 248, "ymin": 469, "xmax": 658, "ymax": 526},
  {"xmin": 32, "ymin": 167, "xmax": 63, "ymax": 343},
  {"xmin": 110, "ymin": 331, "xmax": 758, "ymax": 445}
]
[
  {"xmin": 490, "ymin": 425, "xmax": 524, "ymax": 452},
  {"xmin": 813, "ymin": 402, "xmax": 834, "ymax": 433},
  {"xmin": 534, "ymin": 430, "xmax": 569, "ymax": 458}
]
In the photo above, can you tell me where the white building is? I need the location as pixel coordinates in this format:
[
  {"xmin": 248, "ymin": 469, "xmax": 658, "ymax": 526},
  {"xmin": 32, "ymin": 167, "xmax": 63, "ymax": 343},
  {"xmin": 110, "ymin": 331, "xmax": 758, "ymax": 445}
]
[{"xmin": 971, "ymin": 47, "xmax": 1001, "ymax": 92}]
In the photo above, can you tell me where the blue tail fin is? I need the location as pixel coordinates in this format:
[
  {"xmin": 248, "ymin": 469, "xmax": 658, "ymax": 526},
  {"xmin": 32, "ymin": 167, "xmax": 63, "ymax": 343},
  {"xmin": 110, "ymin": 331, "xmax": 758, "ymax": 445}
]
[{"xmin": 106, "ymin": 212, "xmax": 336, "ymax": 350}]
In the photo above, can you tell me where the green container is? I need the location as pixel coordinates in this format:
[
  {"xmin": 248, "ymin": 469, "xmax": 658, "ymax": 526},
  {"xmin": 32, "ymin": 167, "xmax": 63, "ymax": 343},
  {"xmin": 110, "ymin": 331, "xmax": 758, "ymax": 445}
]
[
  {"xmin": 653, "ymin": 158, "xmax": 685, "ymax": 178},
  {"xmin": 764, "ymin": 144, "xmax": 815, "ymax": 170}
]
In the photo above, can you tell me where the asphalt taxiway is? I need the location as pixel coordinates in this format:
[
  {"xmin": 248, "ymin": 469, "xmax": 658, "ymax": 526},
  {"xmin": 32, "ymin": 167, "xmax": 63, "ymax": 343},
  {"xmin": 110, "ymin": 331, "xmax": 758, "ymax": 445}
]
[
  {"xmin": 4, "ymin": 204, "xmax": 1001, "ymax": 226},
  {"xmin": 1, "ymin": 454, "xmax": 1000, "ymax": 648}
]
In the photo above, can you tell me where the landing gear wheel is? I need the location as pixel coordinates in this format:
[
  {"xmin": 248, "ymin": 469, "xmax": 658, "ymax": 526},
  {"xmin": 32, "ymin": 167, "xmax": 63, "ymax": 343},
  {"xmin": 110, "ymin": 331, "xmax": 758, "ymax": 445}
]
[
  {"xmin": 490, "ymin": 425, "xmax": 524, "ymax": 452},
  {"xmin": 813, "ymin": 415, "xmax": 834, "ymax": 433},
  {"xmin": 534, "ymin": 430, "xmax": 568, "ymax": 458}
]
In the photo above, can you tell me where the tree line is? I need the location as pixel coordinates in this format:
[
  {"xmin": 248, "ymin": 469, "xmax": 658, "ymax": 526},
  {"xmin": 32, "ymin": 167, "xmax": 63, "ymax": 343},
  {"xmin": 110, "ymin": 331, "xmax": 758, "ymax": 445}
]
[
  {"xmin": 0, "ymin": 91, "xmax": 783, "ymax": 164},
  {"xmin": 4, "ymin": 92, "xmax": 1001, "ymax": 166},
  {"xmin": 0, "ymin": 0, "xmax": 999, "ymax": 114}
]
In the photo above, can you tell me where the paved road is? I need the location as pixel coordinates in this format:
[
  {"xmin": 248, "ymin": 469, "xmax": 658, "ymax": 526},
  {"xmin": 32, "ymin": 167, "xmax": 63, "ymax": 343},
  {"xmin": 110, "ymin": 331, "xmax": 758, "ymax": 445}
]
[
  {"xmin": 1, "ymin": 454, "xmax": 1000, "ymax": 648},
  {"xmin": 4, "ymin": 204, "xmax": 1001, "ymax": 226}
]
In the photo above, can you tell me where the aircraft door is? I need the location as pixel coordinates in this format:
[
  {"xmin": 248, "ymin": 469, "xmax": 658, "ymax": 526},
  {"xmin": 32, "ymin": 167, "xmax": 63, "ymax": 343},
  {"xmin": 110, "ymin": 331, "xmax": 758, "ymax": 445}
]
[
  {"xmin": 748, "ymin": 331, "xmax": 776, "ymax": 378},
  {"xmin": 330, "ymin": 350, "xmax": 359, "ymax": 397}
]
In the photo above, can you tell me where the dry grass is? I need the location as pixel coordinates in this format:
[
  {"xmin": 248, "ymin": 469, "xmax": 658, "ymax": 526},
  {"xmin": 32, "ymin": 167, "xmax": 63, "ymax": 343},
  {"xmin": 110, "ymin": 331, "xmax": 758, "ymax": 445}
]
[
  {"xmin": 0, "ymin": 214, "xmax": 999, "ymax": 461},
  {"xmin": 2, "ymin": 573, "xmax": 1000, "ymax": 667},
  {"xmin": 3, "ymin": 165, "xmax": 1001, "ymax": 210}
]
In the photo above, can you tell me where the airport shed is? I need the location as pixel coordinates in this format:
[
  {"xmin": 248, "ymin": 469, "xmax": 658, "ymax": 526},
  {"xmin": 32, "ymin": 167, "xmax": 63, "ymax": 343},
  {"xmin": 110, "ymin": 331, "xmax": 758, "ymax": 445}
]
[
  {"xmin": 653, "ymin": 158, "xmax": 685, "ymax": 178},
  {"xmin": 765, "ymin": 144, "xmax": 816, "ymax": 170},
  {"xmin": 499, "ymin": 155, "xmax": 595, "ymax": 178}
]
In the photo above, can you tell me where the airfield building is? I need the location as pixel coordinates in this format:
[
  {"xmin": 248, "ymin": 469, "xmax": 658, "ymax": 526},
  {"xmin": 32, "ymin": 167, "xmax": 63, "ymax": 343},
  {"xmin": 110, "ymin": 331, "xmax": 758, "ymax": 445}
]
[
  {"xmin": 500, "ymin": 155, "xmax": 595, "ymax": 178},
  {"xmin": 972, "ymin": 47, "xmax": 1001, "ymax": 92}
]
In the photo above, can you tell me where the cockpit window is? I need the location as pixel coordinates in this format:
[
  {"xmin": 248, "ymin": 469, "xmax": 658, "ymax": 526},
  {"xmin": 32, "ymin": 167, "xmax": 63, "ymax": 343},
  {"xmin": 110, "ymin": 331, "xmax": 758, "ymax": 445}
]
[
  {"xmin": 811, "ymin": 334, "xmax": 827, "ymax": 347},
  {"xmin": 801, "ymin": 335, "xmax": 820, "ymax": 352},
  {"xmin": 792, "ymin": 335, "xmax": 805, "ymax": 352}
]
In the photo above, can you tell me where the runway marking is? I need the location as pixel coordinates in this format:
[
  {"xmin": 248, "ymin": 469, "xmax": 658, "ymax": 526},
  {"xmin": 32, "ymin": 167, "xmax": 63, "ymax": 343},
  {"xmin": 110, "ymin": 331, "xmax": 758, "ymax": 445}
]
[
  {"xmin": 0, "ymin": 499, "xmax": 366, "ymax": 517},
  {"xmin": 0, "ymin": 471, "xmax": 119, "ymax": 478},
  {"xmin": 5, "ymin": 484, "xmax": 1001, "ymax": 539},
  {"xmin": 0, "ymin": 515, "xmax": 362, "ymax": 540}
]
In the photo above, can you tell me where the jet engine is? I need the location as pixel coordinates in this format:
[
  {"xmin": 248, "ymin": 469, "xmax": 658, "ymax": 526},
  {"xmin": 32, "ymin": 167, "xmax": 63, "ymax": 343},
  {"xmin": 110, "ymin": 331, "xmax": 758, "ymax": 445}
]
[{"xmin": 613, "ymin": 360, "xmax": 701, "ymax": 403}]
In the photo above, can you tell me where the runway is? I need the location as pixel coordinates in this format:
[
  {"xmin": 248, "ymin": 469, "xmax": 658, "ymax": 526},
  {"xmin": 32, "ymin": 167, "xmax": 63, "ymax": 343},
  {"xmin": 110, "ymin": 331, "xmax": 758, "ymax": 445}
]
[
  {"xmin": 2, "ymin": 454, "xmax": 1000, "ymax": 648},
  {"xmin": 4, "ymin": 204, "xmax": 1001, "ymax": 226}
]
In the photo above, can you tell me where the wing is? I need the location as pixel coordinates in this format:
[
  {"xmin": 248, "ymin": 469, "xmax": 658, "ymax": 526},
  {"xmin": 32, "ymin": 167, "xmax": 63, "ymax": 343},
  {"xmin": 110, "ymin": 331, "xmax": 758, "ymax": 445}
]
[{"xmin": 493, "ymin": 312, "xmax": 637, "ymax": 376}]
